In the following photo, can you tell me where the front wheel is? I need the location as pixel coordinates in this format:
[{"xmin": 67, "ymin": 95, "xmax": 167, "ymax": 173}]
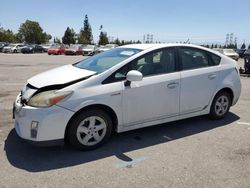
[
  {"xmin": 67, "ymin": 109, "xmax": 113, "ymax": 150},
  {"xmin": 209, "ymin": 91, "xmax": 231, "ymax": 120}
]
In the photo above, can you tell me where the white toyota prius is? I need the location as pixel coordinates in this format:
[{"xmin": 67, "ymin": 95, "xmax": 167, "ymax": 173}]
[{"xmin": 13, "ymin": 44, "xmax": 241, "ymax": 150}]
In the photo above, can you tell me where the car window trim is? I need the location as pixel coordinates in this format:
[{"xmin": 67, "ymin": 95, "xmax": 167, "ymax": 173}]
[
  {"xmin": 177, "ymin": 46, "xmax": 217, "ymax": 71},
  {"xmin": 102, "ymin": 47, "xmax": 178, "ymax": 84}
]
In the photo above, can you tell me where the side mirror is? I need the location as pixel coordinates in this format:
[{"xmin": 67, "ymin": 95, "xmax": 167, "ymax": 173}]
[{"xmin": 125, "ymin": 70, "xmax": 143, "ymax": 86}]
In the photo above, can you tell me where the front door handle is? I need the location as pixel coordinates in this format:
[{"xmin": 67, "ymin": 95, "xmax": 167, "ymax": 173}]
[
  {"xmin": 208, "ymin": 74, "xmax": 216, "ymax": 80},
  {"xmin": 167, "ymin": 82, "xmax": 179, "ymax": 89}
]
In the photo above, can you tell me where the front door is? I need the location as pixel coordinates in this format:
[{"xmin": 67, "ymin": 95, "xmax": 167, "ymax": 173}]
[{"xmin": 121, "ymin": 47, "xmax": 180, "ymax": 126}]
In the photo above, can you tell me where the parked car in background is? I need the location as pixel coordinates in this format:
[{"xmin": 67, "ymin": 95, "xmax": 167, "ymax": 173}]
[
  {"xmin": 97, "ymin": 44, "xmax": 117, "ymax": 53},
  {"xmin": 218, "ymin": 49, "xmax": 239, "ymax": 61},
  {"xmin": 13, "ymin": 44, "xmax": 241, "ymax": 150},
  {"xmin": 42, "ymin": 44, "xmax": 57, "ymax": 52},
  {"xmin": 48, "ymin": 44, "xmax": 66, "ymax": 55},
  {"xmin": 2, "ymin": 43, "xmax": 25, "ymax": 53},
  {"xmin": 244, "ymin": 49, "xmax": 250, "ymax": 58},
  {"xmin": 21, "ymin": 45, "xmax": 45, "ymax": 54},
  {"xmin": 82, "ymin": 45, "xmax": 97, "ymax": 56},
  {"xmin": 0, "ymin": 42, "xmax": 9, "ymax": 52},
  {"xmin": 236, "ymin": 49, "xmax": 246, "ymax": 58},
  {"xmin": 64, "ymin": 45, "xmax": 83, "ymax": 55}
]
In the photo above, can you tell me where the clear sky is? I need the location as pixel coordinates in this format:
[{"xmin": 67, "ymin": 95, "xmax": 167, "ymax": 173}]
[{"xmin": 0, "ymin": 0, "xmax": 249, "ymax": 45}]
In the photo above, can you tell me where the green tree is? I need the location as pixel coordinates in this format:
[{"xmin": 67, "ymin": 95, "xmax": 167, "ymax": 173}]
[
  {"xmin": 241, "ymin": 43, "xmax": 246, "ymax": 49},
  {"xmin": 53, "ymin": 37, "xmax": 61, "ymax": 44},
  {"xmin": 44, "ymin": 33, "xmax": 52, "ymax": 43},
  {"xmin": 98, "ymin": 31, "xmax": 109, "ymax": 45},
  {"xmin": 62, "ymin": 27, "xmax": 76, "ymax": 45},
  {"xmin": 114, "ymin": 38, "xmax": 121, "ymax": 46},
  {"xmin": 78, "ymin": 15, "xmax": 93, "ymax": 44},
  {"xmin": 0, "ymin": 27, "xmax": 19, "ymax": 43},
  {"xmin": 18, "ymin": 20, "xmax": 50, "ymax": 44},
  {"xmin": 248, "ymin": 44, "xmax": 250, "ymax": 49}
]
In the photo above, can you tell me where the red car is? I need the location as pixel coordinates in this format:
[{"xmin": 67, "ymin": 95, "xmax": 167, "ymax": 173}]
[
  {"xmin": 64, "ymin": 45, "xmax": 83, "ymax": 55},
  {"xmin": 48, "ymin": 45, "xmax": 66, "ymax": 55}
]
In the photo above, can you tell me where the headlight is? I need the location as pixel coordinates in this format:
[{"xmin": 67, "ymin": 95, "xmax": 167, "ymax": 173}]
[{"xmin": 27, "ymin": 90, "xmax": 72, "ymax": 107}]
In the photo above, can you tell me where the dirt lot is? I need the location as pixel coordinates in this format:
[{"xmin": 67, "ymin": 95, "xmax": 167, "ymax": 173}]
[{"xmin": 0, "ymin": 53, "xmax": 249, "ymax": 188}]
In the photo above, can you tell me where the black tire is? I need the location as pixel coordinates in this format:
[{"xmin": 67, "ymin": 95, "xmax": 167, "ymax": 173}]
[
  {"xmin": 67, "ymin": 109, "xmax": 113, "ymax": 150},
  {"xmin": 209, "ymin": 91, "xmax": 231, "ymax": 120}
]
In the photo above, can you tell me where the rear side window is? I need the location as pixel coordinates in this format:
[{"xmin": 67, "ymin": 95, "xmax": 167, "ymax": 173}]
[
  {"xmin": 179, "ymin": 47, "xmax": 210, "ymax": 70},
  {"xmin": 209, "ymin": 53, "xmax": 221, "ymax": 65}
]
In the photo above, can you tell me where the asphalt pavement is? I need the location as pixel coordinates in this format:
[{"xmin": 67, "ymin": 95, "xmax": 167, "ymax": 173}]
[{"xmin": 0, "ymin": 53, "xmax": 249, "ymax": 188}]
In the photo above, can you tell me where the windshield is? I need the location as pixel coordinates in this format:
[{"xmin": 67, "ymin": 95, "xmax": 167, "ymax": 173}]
[{"xmin": 74, "ymin": 48, "xmax": 142, "ymax": 73}]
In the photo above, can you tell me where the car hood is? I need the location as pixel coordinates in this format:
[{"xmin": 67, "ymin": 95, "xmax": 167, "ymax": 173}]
[{"xmin": 28, "ymin": 64, "xmax": 96, "ymax": 88}]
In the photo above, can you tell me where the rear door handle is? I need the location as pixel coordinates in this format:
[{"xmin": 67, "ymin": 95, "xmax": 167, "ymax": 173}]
[
  {"xmin": 167, "ymin": 82, "xmax": 179, "ymax": 89},
  {"xmin": 208, "ymin": 74, "xmax": 216, "ymax": 80}
]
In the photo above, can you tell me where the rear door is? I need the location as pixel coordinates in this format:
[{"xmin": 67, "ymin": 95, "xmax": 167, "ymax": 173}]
[{"xmin": 178, "ymin": 47, "xmax": 220, "ymax": 114}]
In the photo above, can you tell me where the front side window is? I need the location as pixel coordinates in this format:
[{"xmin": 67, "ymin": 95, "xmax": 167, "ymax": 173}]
[
  {"xmin": 179, "ymin": 47, "xmax": 209, "ymax": 70},
  {"xmin": 103, "ymin": 48, "xmax": 176, "ymax": 84},
  {"xmin": 134, "ymin": 48, "xmax": 176, "ymax": 76}
]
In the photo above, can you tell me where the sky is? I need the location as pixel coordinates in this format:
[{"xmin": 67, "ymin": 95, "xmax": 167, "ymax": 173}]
[{"xmin": 0, "ymin": 0, "xmax": 249, "ymax": 46}]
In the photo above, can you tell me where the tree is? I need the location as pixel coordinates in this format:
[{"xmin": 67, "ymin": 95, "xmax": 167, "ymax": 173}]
[
  {"xmin": 241, "ymin": 42, "xmax": 246, "ymax": 49},
  {"xmin": 44, "ymin": 33, "xmax": 52, "ymax": 43},
  {"xmin": 98, "ymin": 31, "xmax": 109, "ymax": 45},
  {"xmin": 53, "ymin": 37, "xmax": 61, "ymax": 44},
  {"xmin": 248, "ymin": 44, "xmax": 250, "ymax": 49},
  {"xmin": 114, "ymin": 38, "xmax": 121, "ymax": 46},
  {"xmin": 18, "ymin": 20, "xmax": 50, "ymax": 44},
  {"xmin": 78, "ymin": 15, "xmax": 93, "ymax": 44},
  {"xmin": 0, "ymin": 27, "xmax": 20, "ymax": 43},
  {"xmin": 62, "ymin": 27, "xmax": 76, "ymax": 45}
]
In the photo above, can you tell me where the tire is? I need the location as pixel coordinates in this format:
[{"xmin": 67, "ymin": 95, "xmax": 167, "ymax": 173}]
[
  {"xmin": 67, "ymin": 109, "xmax": 113, "ymax": 150},
  {"xmin": 209, "ymin": 91, "xmax": 231, "ymax": 120}
]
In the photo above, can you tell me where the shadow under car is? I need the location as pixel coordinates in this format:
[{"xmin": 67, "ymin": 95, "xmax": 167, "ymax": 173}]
[{"xmin": 4, "ymin": 112, "xmax": 239, "ymax": 172}]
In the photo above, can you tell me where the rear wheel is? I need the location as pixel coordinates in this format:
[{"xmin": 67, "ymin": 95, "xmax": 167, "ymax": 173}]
[
  {"xmin": 67, "ymin": 109, "xmax": 113, "ymax": 150},
  {"xmin": 209, "ymin": 91, "xmax": 231, "ymax": 119}
]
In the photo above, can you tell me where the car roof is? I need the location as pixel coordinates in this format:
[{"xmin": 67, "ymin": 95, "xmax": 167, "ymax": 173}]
[{"xmin": 119, "ymin": 43, "xmax": 220, "ymax": 54}]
